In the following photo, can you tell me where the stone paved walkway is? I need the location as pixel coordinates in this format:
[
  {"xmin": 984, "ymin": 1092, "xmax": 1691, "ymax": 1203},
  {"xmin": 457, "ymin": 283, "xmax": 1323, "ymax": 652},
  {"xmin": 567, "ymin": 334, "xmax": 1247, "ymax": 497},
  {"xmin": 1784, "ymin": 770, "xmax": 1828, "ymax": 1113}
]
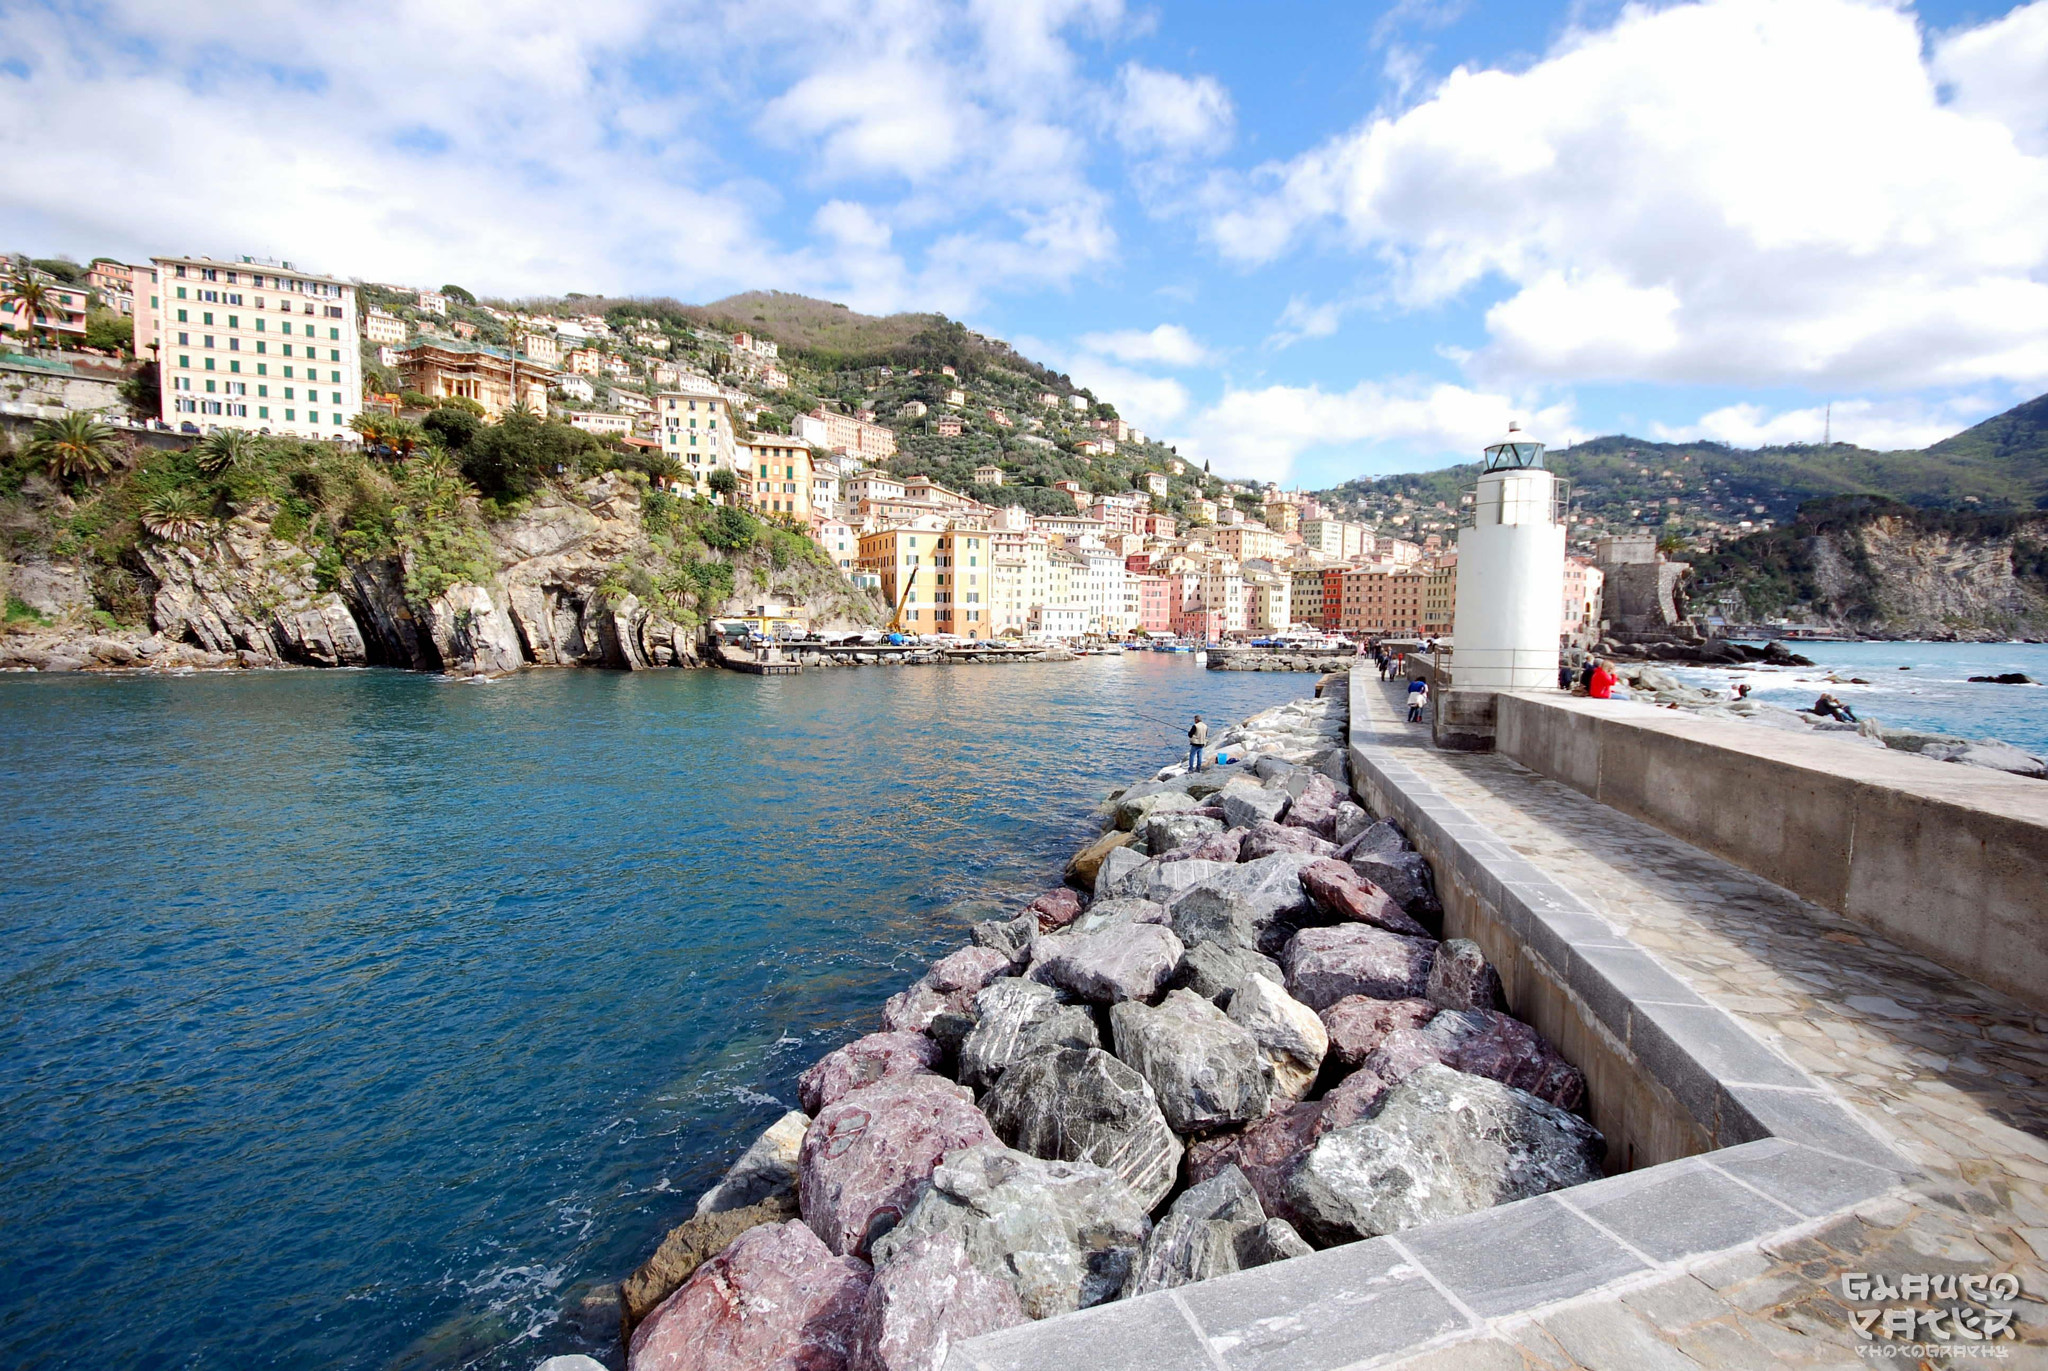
[{"xmin": 1359, "ymin": 679, "xmax": 2048, "ymax": 1369}]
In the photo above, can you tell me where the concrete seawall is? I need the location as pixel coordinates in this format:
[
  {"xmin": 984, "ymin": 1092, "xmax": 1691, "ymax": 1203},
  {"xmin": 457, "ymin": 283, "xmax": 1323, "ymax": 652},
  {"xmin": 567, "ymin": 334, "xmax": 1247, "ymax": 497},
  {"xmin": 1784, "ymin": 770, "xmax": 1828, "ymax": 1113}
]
[{"xmin": 1493, "ymin": 691, "xmax": 2048, "ymax": 1015}]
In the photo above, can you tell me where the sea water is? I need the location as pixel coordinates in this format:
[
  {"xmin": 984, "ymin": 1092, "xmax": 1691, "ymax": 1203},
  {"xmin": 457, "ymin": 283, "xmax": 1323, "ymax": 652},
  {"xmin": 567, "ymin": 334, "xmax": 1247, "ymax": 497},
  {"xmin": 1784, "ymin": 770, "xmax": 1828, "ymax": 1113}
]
[
  {"xmin": 0, "ymin": 658, "xmax": 1314, "ymax": 1370},
  {"xmin": 1659, "ymin": 641, "xmax": 2048, "ymax": 755}
]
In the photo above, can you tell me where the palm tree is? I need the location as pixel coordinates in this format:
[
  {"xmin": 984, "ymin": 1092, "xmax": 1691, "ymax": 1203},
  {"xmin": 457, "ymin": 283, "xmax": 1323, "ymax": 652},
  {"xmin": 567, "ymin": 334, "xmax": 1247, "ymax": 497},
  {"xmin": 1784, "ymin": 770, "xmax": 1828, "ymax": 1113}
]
[
  {"xmin": 349, "ymin": 411, "xmax": 394, "ymax": 454},
  {"xmin": 385, "ymin": 417, "xmax": 425, "ymax": 460},
  {"xmin": 197, "ymin": 427, "xmax": 260, "ymax": 475},
  {"xmin": 140, "ymin": 487, "xmax": 213, "ymax": 542},
  {"xmin": 25, "ymin": 411, "xmax": 121, "ymax": 484},
  {"xmin": 2, "ymin": 264, "xmax": 61, "ymax": 352}
]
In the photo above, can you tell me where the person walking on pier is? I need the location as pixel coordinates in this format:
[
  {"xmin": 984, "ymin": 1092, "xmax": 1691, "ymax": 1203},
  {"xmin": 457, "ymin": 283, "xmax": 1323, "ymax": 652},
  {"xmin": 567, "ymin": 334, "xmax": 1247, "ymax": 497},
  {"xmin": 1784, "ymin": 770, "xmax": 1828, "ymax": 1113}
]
[
  {"xmin": 1406, "ymin": 676, "xmax": 1429, "ymax": 722},
  {"xmin": 1187, "ymin": 715, "xmax": 1209, "ymax": 772}
]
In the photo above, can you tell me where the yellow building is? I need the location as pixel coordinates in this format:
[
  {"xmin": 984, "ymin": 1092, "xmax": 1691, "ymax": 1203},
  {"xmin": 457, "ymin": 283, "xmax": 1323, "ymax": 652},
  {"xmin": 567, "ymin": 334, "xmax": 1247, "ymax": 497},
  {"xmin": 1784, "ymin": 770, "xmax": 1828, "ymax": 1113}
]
[
  {"xmin": 1425, "ymin": 555, "xmax": 1458, "ymax": 636},
  {"xmin": 745, "ymin": 433, "xmax": 813, "ymax": 519},
  {"xmin": 860, "ymin": 523, "xmax": 997, "ymax": 637},
  {"xmin": 658, "ymin": 385, "xmax": 738, "ymax": 494}
]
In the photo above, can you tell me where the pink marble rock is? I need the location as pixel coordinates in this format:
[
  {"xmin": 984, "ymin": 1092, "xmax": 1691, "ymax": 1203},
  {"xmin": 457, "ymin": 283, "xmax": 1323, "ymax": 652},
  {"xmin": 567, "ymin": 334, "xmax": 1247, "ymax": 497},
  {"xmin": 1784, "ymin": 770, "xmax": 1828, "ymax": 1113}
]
[
  {"xmin": 850, "ymin": 1231, "xmax": 1027, "ymax": 1371},
  {"xmin": 1027, "ymin": 887, "xmax": 1084, "ymax": 933},
  {"xmin": 1237, "ymin": 819, "xmax": 1336, "ymax": 863},
  {"xmin": 1282, "ymin": 924, "xmax": 1438, "ymax": 1010},
  {"xmin": 881, "ymin": 946, "xmax": 1011, "ymax": 1032},
  {"xmin": 1366, "ymin": 1009, "xmax": 1586, "ymax": 1111},
  {"xmin": 627, "ymin": 1221, "xmax": 870, "ymax": 1371},
  {"xmin": 1298, "ymin": 860, "xmax": 1431, "ymax": 937},
  {"xmin": 1319, "ymin": 996, "xmax": 1440, "ymax": 1068},
  {"xmin": 800, "ymin": 1072, "xmax": 997, "ymax": 1258},
  {"xmin": 800, "ymin": 1032, "xmax": 945, "ymax": 1115}
]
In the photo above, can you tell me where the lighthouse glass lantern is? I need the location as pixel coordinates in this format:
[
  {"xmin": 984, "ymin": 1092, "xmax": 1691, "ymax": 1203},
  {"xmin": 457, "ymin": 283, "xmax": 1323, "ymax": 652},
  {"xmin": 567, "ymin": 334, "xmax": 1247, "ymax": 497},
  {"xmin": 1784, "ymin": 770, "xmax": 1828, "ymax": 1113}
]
[{"xmin": 1452, "ymin": 422, "xmax": 1568, "ymax": 689}]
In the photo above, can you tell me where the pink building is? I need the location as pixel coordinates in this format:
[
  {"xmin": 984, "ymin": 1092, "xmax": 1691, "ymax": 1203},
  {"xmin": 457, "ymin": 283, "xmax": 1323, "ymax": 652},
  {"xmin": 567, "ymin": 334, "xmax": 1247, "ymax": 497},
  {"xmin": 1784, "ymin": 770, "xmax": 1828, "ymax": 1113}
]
[{"xmin": 1135, "ymin": 574, "xmax": 1172, "ymax": 634}]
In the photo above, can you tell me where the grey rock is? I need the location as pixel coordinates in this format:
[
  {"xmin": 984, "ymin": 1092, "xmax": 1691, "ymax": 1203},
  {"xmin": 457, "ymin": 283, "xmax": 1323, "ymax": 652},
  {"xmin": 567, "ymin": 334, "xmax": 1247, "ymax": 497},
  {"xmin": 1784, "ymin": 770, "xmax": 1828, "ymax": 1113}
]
[
  {"xmin": 1170, "ymin": 941, "xmax": 1287, "ymax": 1006},
  {"xmin": 1335, "ymin": 819, "xmax": 1409, "ymax": 862},
  {"xmin": 1282, "ymin": 924, "xmax": 1439, "ymax": 1010},
  {"xmin": 1069, "ymin": 897, "xmax": 1170, "ymax": 937},
  {"xmin": 1328, "ymin": 802, "xmax": 1372, "ymax": 848},
  {"xmin": 1155, "ymin": 827, "xmax": 1247, "ymax": 866},
  {"xmin": 970, "ymin": 913, "xmax": 1038, "ymax": 969},
  {"xmin": 1217, "ymin": 781, "xmax": 1289, "ymax": 829},
  {"xmin": 1226, "ymin": 974, "xmax": 1329, "ymax": 1104},
  {"xmin": 1368, "ymin": 1009, "xmax": 1587, "ymax": 1111},
  {"xmin": 1287, "ymin": 1063, "xmax": 1605, "ymax": 1243},
  {"xmin": 959, "ymin": 978, "xmax": 1101, "ymax": 1091},
  {"xmin": 1168, "ymin": 886, "xmax": 1262, "ymax": 952},
  {"xmin": 694, "ymin": 1109, "xmax": 810, "ymax": 1217},
  {"xmin": 1427, "ymin": 938, "xmax": 1505, "ymax": 1012},
  {"xmin": 1030, "ymin": 922, "xmax": 1184, "ymax": 1005},
  {"xmin": 1350, "ymin": 851, "xmax": 1441, "ymax": 920},
  {"xmin": 1109, "ymin": 989, "xmax": 1272, "ymax": 1135},
  {"xmin": 1167, "ymin": 851, "xmax": 1321, "ymax": 954},
  {"xmin": 1122, "ymin": 1165, "xmax": 1309, "ymax": 1297},
  {"xmin": 1252, "ymin": 756, "xmax": 1300, "ymax": 785},
  {"xmin": 1107, "ymin": 856, "xmax": 1231, "ymax": 905},
  {"xmin": 872, "ymin": 1143, "xmax": 1152, "ymax": 1320},
  {"xmin": 1114, "ymin": 789, "xmax": 1198, "ymax": 831},
  {"xmin": 981, "ymin": 1047, "xmax": 1183, "ymax": 1210},
  {"xmin": 1312, "ymin": 749, "xmax": 1349, "ymax": 788},
  {"xmin": 1238, "ymin": 819, "xmax": 1336, "ymax": 862},
  {"xmin": 1139, "ymin": 811, "xmax": 1227, "ymax": 856},
  {"xmin": 1094, "ymin": 845, "xmax": 1148, "ymax": 896}
]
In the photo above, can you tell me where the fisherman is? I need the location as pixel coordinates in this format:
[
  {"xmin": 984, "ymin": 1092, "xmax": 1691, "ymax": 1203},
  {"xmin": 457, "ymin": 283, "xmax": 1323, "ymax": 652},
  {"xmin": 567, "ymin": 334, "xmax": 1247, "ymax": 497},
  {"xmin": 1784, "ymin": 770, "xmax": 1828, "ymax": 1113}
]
[{"xmin": 1187, "ymin": 714, "xmax": 1209, "ymax": 772}]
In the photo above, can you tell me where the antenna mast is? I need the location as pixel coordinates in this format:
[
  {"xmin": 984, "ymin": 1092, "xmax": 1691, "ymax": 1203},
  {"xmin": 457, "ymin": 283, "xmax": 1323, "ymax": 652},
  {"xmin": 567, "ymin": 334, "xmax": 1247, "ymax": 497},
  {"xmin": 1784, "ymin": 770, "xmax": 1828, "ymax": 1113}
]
[{"xmin": 1823, "ymin": 402, "xmax": 1831, "ymax": 446}]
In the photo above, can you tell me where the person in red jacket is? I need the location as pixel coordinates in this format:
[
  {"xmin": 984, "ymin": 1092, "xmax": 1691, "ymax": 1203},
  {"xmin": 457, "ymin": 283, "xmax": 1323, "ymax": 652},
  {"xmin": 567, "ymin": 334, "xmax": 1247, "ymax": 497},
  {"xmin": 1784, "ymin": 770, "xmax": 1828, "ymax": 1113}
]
[{"xmin": 1588, "ymin": 660, "xmax": 1617, "ymax": 699}]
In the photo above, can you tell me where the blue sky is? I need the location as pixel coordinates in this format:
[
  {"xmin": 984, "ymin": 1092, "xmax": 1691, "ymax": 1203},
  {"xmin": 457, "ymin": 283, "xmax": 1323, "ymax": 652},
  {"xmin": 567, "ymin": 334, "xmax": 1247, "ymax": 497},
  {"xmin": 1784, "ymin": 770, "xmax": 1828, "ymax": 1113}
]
[{"xmin": 4, "ymin": 0, "xmax": 2048, "ymax": 487}]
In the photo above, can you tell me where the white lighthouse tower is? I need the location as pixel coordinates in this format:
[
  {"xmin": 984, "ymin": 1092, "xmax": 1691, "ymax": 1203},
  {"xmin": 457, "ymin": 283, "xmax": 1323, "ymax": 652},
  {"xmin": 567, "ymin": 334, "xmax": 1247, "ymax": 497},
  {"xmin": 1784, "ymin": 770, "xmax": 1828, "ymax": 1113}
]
[{"xmin": 1450, "ymin": 422, "xmax": 1567, "ymax": 690}]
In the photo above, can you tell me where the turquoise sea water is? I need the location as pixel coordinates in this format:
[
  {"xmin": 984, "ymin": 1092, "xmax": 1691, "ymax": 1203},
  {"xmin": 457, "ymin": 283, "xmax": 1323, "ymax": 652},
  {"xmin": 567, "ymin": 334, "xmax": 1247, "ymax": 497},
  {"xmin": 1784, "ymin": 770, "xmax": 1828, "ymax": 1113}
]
[
  {"xmin": 1661, "ymin": 641, "xmax": 2048, "ymax": 755},
  {"xmin": 0, "ymin": 658, "xmax": 1316, "ymax": 1371}
]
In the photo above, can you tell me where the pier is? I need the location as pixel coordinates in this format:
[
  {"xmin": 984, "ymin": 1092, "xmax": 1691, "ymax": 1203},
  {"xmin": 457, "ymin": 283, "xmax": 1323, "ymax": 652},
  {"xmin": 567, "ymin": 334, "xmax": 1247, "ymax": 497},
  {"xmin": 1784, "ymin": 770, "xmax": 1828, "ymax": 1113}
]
[
  {"xmin": 713, "ymin": 640, "xmax": 1073, "ymax": 675},
  {"xmin": 954, "ymin": 666, "xmax": 2048, "ymax": 1369}
]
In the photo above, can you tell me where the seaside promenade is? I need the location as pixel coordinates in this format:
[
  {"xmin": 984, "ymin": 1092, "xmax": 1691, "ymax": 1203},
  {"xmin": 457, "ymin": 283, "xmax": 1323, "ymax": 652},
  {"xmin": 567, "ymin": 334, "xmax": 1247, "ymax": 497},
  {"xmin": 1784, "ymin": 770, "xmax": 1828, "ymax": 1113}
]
[{"xmin": 1352, "ymin": 675, "xmax": 2048, "ymax": 1368}]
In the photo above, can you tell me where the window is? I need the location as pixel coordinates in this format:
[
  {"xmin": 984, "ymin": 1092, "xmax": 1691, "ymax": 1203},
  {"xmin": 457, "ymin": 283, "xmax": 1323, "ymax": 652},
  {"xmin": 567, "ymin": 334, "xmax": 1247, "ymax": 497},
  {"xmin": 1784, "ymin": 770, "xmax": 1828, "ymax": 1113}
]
[
  {"xmin": 329, "ymin": 328, "xmax": 339, "ymax": 340},
  {"xmin": 330, "ymin": 392, "xmax": 340, "ymax": 404},
  {"xmin": 177, "ymin": 308, "xmax": 188, "ymax": 323},
  {"xmin": 254, "ymin": 342, "xmax": 266, "ymax": 355},
  {"xmin": 201, "ymin": 268, "xmax": 216, "ymax": 281},
  {"xmin": 205, "ymin": 379, "xmax": 216, "ymax": 393},
  {"xmin": 256, "ymin": 363, "xmax": 266, "ymax": 375},
  {"xmin": 258, "ymin": 385, "xmax": 268, "ymax": 397},
  {"xmin": 204, "ymin": 357, "xmax": 215, "ymax": 371},
  {"xmin": 284, "ymin": 387, "xmax": 295, "ymax": 400},
  {"xmin": 285, "ymin": 409, "xmax": 295, "ymax": 421},
  {"xmin": 229, "ymin": 339, "xmax": 239, "ymax": 352},
  {"xmin": 259, "ymin": 406, "xmax": 269, "ymax": 419},
  {"xmin": 177, "ymin": 332, "xmax": 189, "ymax": 346},
  {"xmin": 176, "ymin": 286, "xmax": 187, "ymax": 299},
  {"xmin": 229, "ymin": 361, "xmax": 240, "ymax": 373},
  {"xmin": 175, "ymin": 265, "xmax": 187, "ymax": 278},
  {"xmin": 254, "ymin": 318, "xmax": 265, "ymax": 333},
  {"xmin": 227, "ymin": 316, "xmax": 237, "ymax": 329},
  {"xmin": 281, "ymin": 322, "xmax": 292, "ymax": 335},
  {"xmin": 202, "ymin": 312, "xmax": 214, "ymax": 326}
]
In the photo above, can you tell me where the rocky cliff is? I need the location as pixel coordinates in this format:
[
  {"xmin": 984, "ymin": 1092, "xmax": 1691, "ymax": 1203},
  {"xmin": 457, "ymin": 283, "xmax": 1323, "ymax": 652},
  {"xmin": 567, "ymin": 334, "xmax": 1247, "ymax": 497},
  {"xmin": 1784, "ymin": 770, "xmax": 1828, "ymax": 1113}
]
[
  {"xmin": 2, "ymin": 472, "xmax": 884, "ymax": 674},
  {"xmin": 1695, "ymin": 497, "xmax": 2048, "ymax": 640}
]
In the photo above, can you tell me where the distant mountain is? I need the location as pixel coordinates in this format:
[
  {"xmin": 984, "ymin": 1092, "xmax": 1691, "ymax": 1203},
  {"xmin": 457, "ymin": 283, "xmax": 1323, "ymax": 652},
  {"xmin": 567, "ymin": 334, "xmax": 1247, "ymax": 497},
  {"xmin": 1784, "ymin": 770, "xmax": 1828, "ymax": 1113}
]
[{"xmin": 1311, "ymin": 390, "xmax": 2048, "ymax": 550}]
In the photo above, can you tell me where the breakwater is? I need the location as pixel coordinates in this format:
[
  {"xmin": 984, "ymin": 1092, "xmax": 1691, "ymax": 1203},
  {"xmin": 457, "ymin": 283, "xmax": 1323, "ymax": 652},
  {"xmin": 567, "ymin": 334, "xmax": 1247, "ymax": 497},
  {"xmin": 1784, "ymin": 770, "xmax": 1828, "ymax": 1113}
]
[
  {"xmin": 610, "ymin": 679, "xmax": 1606, "ymax": 1370},
  {"xmin": 1204, "ymin": 648, "xmax": 1360, "ymax": 673}
]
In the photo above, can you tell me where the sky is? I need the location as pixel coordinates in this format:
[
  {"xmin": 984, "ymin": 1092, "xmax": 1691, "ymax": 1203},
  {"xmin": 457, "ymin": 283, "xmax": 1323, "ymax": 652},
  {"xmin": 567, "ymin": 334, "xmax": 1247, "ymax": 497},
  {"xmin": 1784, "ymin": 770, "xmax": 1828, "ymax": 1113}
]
[{"xmin": 4, "ymin": 0, "xmax": 2048, "ymax": 488}]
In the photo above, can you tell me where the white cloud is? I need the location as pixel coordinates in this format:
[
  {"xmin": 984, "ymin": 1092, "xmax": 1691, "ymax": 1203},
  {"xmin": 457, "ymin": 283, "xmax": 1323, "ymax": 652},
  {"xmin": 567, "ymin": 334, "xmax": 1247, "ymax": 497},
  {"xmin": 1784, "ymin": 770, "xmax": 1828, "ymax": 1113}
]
[
  {"xmin": 1268, "ymin": 295, "xmax": 1349, "ymax": 349},
  {"xmin": 1075, "ymin": 323, "xmax": 1214, "ymax": 367},
  {"xmin": 1201, "ymin": 0, "xmax": 2048, "ymax": 393},
  {"xmin": 1062, "ymin": 358, "xmax": 1192, "ymax": 431},
  {"xmin": 1649, "ymin": 395, "xmax": 1997, "ymax": 451},
  {"xmin": 1933, "ymin": 0, "xmax": 2048, "ymax": 154},
  {"xmin": 1168, "ymin": 380, "xmax": 1580, "ymax": 486},
  {"xmin": 1112, "ymin": 63, "xmax": 1234, "ymax": 158}
]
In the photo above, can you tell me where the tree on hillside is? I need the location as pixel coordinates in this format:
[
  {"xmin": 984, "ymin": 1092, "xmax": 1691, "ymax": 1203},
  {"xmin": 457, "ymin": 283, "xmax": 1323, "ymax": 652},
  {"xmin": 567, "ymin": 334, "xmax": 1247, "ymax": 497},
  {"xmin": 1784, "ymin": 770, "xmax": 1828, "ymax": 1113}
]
[
  {"xmin": 84, "ymin": 311, "xmax": 132, "ymax": 355},
  {"xmin": 26, "ymin": 412, "xmax": 121, "ymax": 484},
  {"xmin": 2, "ymin": 267, "xmax": 64, "ymax": 351},
  {"xmin": 30, "ymin": 258, "xmax": 83, "ymax": 284},
  {"xmin": 422, "ymin": 405, "xmax": 482, "ymax": 453},
  {"xmin": 442, "ymin": 284, "xmax": 477, "ymax": 306},
  {"xmin": 707, "ymin": 467, "xmax": 740, "ymax": 505}
]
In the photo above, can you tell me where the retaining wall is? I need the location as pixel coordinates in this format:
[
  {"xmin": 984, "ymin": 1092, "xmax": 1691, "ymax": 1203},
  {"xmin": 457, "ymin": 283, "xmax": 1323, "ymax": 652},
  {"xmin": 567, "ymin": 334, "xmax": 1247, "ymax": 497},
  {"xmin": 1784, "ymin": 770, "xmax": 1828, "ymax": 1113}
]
[{"xmin": 1494, "ymin": 691, "xmax": 2048, "ymax": 1015}]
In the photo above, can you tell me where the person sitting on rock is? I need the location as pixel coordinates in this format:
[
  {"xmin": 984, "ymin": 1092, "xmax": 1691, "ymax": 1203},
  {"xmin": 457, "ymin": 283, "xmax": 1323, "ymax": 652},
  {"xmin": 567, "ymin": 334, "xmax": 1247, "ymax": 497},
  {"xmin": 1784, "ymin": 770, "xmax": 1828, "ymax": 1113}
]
[
  {"xmin": 1730, "ymin": 682, "xmax": 1752, "ymax": 701},
  {"xmin": 1813, "ymin": 693, "xmax": 1859, "ymax": 723},
  {"xmin": 1588, "ymin": 660, "xmax": 1617, "ymax": 700}
]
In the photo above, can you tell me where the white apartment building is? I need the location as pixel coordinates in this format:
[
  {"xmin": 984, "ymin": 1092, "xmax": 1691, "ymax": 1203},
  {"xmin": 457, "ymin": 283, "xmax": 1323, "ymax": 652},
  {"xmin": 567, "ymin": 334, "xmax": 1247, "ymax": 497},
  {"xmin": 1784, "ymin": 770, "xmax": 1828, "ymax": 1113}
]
[
  {"xmin": 1246, "ymin": 569, "xmax": 1293, "ymax": 632},
  {"xmin": 416, "ymin": 289, "xmax": 448, "ymax": 316},
  {"xmin": 135, "ymin": 255, "xmax": 361, "ymax": 439},
  {"xmin": 567, "ymin": 411, "xmax": 633, "ymax": 437},
  {"xmin": 519, "ymin": 330, "xmax": 561, "ymax": 365},
  {"xmin": 1301, "ymin": 519, "xmax": 1374, "ymax": 559},
  {"xmin": 556, "ymin": 374, "xmax": 595, "ymax": 403}
]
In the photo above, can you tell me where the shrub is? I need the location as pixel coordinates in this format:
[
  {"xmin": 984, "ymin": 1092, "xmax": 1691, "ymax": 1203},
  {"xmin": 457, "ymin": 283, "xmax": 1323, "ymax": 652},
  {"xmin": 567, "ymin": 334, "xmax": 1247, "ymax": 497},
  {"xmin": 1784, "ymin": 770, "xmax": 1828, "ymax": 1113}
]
[{"xmin": 701, "ymin": 504, "xmax": 760, "ymax": 551}]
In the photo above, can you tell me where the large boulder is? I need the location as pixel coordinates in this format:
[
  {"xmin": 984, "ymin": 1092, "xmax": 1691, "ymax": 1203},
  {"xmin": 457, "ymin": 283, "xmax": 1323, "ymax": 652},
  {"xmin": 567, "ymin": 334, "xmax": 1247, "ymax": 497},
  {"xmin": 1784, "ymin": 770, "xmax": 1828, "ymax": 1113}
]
[
  {"xmin": 695, "ymin": 1110, "xmax": 809, "ymax": 1217},
  {"xmin": 849, "ymin": 1231, "xmax": 1027, "ymax": 1371},
  {"xmin": 871, "ymin": 1144, "xmax": 1152, "ymax": 1320},
  {"xmin": 1319, "ymin": 996, "xmax": 1439, "ymax": 1069},
  {"xmin": 1298, "ymin": 859, "xmax": 1431, "ymax": 937},
  {"xmin": 800, "ymin": 1032, "xmax": 944, "ymax": 1114},
  {"xmin": 970, "ymin": 913, "xmax": 1038, "ymax": 970},
  {"xmin": 1168, "ymin": 852, "xmax": 1323, "ymax": 954},
  {"xmin": 882, "ymin": 946, "xmax": 1011, "ymax": 1033},
  {"xmin": 1106, "ymin": 856, "xmax": 1232, "ymax": 905},
  {"xmin": 620, "ymin": 1196, "xmax": 801, "ymax": 1344},
  {"xmin": 627, "ymin": 1221, "xmax": 870, "ymax": 1371},
  {"xmin": 1279, "ymin": 772, "xmax": 1343, "ymax": 836},
  {"xmin": 1237, "ymin": 820, "xmax": 1335, "ymax": 863},
  {"xmin": 957, "ymin": 978, "xmax": 1101, "ymax": 1091},
  {"xmin": 1327, "ymin": 802, "xmax": 1372, "ymax": 848},
  {"xmin": 1168, "ymin": 886, "xmax": 1261, "ymax": 952},
  {"xmin": 1215, "ymin": 779, "xmax": 1289, "ymax": 829},
  {"xmin": 1029, "ymin": 922, "xmax": 1184, "ymax": 1005},
  {"xmin": 1115, "ymin": 789, "xmax": 1199, "ymax": 831},
  {"xmin": 800, "ymin": 1072, "xmax": 996, "ymax": 1258},
  {"xmin": 1282, "ymin": 925, "xmax": 1438, "ymax": 1010},
  {"xmin": 1226, "ymin": 974, "xmax": 1328, "ymax": 1104},
  {"xmin": 1182, "ymin": 1100, "xmax": 1324, "ymax": 1226},
  {"xmin": 1109, "ymin": 989, "xmax": 1273, "ymax": 1135},
  {"xmin": 981, "ymin": 1047, "xmax": 1182, "ymax": 1210},
  {"xmin": 1349, "ymin": 851, "xmax": 1440, "ymax": 921},
  {"xmin": 1122, "ymin": 1165, "xmax": 1311, "ymax": 1298},
  {"xmin": 1336, "ymin": 819, "xmax": 1410, "ymax": 862},
  {"xmin": 1065, "ymin": 831, "xmax": 1132, "ymax": 891},
  {"xmin": 1093, "ymin": 845, "xmax": 1147, "ymax": 895},
  {"xmin": 1027, "ymin": 886, "xmax": 1084, "ymax": 933},
  {"xmin": 1367, "ymin": 1009, "xmax": 1587, "ymax": 1111},
  {"xmin": 1287, "ymin": 1063, "xmax": 1605, "ymax": 1244},
  {"xmin": 1157, "ymin": 828, "xmax": 1247, "ymax": 866},
  {"xmin": 1426, "ymin": 938, "xmax": 1505, "ymax": 1012},
  {"xmin": 1170, "ymin": 941, "xmax": 1287, "ymax": 1006},
  {"xmin": 1069, "ymin": 896, "xmax": 1170, "ymax": 937},
  {"xmin": 1139, "ymin": 811, "xmax": 1227, "ymax": 856}
]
